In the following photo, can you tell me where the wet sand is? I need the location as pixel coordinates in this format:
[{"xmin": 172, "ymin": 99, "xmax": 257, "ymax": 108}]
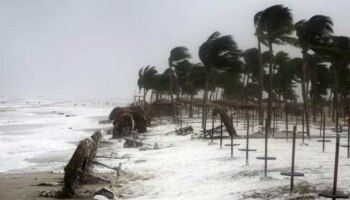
[
  {"xmin": 0, "ymin": 172, "xmax": 109, "ymax": 200},
  {"xmin": 0, "ymin": 172, "xmax": 63, "ymax": 200}
]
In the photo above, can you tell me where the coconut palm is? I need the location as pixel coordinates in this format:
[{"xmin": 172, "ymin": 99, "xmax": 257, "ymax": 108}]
[
  {"xmin": 168, "ymin": 47, "xmax": 191, "ymax": 120},
  {"xmin": 254, "ymin": 5, "xmax": 295, "ymax": 134},
  {"xmin": 313, "ymin": 36, "xmax": 350, "ymax": 134},
  {"xmin": 137, "ymin": 66, "xmax": 158, "ymax": 103},
  {"xmin": 243, "ymin": 48, "xmax": 260, "ymax": 103},
  {"xmin": 295, "ymin": 15, "xmax": 333, "ymax": 137},
  {"xmin": 174, "ymin": 59, "xmax": 193, "ymax": 97},
  {"xmin": 198, "ymin": 31, "xmax": 242, "ymax": 130}
]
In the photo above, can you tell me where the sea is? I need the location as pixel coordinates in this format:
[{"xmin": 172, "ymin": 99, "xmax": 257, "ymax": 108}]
[{"xmin": 0, "ymin": 97, "xmax": 126, "ymax": 173}]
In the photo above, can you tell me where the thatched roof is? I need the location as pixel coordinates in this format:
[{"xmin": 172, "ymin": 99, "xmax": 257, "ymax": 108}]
[{"xmin": 284, "ymin": 103, "xmax": 303, "ymax": 116}]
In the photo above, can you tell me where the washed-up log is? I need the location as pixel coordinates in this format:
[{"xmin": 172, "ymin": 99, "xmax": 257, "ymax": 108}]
[{"xmin": 212, "ymin": 107, "xmax": 238, "ymax": 137}]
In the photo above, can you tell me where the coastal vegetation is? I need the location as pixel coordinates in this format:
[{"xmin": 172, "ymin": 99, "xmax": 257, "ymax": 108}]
[{"xmin": 137, "ymin": 4, "xmax": 350, "ymax": 135}]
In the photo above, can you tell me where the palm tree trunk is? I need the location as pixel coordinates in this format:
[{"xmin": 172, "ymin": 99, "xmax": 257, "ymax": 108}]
[
  {"xmin": 332, "ymin": 65, "xmax": 340, "ymax": 134},
  {"xmin": 266, "ymin": 41, "xmax": 274, "ymax": 135},
  {"xmin": 168, "ymin": 67, "xmax": 176, "ymax": 121},
  {"xmin": 257, "ymin": 39, "xmax": 264, "ymax": 125},
  {"xmin": 143, "ymin": 89, "xmax": 147, "ymax": 105},
  {"xmin": 202, "ymin": 72, "xmax": 210, "ymax": 130},
  {"xmin": 301, "ymin": 53, "xmax": 311, "ymax": 138},
  {"xmin": 189, "ymin": 94, "xmax": 193, "ymax": 118}
]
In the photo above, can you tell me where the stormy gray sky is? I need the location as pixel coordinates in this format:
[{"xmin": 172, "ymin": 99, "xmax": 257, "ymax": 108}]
[{"xmin": 1, "ymin": 0, "xmax": 349, "ymax": 100}]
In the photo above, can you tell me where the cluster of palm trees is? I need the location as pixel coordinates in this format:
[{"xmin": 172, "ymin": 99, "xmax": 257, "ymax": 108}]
[{"xmin": 137, "ymin": 4, "xmax": 350, "ymax": 134}]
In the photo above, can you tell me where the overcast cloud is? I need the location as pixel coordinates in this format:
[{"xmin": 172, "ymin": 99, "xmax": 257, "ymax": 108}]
[{"xmin": 1, "ymin": 0, "xmax": 349, "ymax": 100}]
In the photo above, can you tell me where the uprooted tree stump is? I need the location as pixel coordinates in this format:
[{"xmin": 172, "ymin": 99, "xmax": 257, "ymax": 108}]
[
  {"xmin": 113, "ymin": 113, "xmax": 134, "ymax": 138},
  {"xmin": 111, "ymin": 106, "xmax": 148, "ymax": 138},
  {"xmin": 60, "ymin": 131, "xmax": 102, "ymax": 198}
]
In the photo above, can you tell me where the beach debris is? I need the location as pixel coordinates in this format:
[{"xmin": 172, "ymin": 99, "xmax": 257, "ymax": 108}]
[
  {"xmin": 134, "ymin": 159, "xmax": 146, "ymax": 163},
  {"xmin": 105, "ymin": 128, "xmax": 113, "ymax": 135},
  {"xmin": 121, "ymin": 154, "xmax": 132, "ymax": 159},
  {"xmin": 123, "ymin": 138, "xmax": 143, "ymax": 148},
  {"xmin": 39, "ymin": 190, "xmax": 59, "ymax": 197},
  {"xmin": 99, "ymin": 119, "xmax": 112, "ymax": 124},
  {"xmin": 110, "ymin": 106, "xmax": 148, "ymax": 138},
  {"xmin": 176, "ymin": 126, "xmax": 193, "ymax": 135},
  {"xmin": 200, "ymin": 124, "xmax": 224, "ymax": 137},
  {"xmin": 154, "ymin": 142, "xmax": 159, "ymax": 149},
  {"xmin": 60, "ymin": 130, "xmax": 102, "ymax": 198},
  {"xmin": 92, "ymin": 160, "xmax": 121, "ymax": 172},
  {"xmin": 93, "ymin": 195, "xmax": 109, "ymax": 200},
  {"xmin": 37, "ymin": 181, "xmax": 60, "ymax": 186},
  {"xmin": 113, "ymin": 113, "xmax": 134, "ymax": 138},
  {"xmin": 94, "ymin": 188, "xmax": 115, "ymax": 200},
  {"xmin": 212, "ymin": 106, "xmax": 238, "ymax": 137}
]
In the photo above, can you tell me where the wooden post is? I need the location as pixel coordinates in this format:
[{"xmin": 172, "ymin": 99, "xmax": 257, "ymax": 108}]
[
  {"xmin": 231, "ymin": 135, "xmax": 233, "ymax": 158},
  {"xmin": 246, "ymin": 113, "xmax": 250, "ymax": 164},
  {"xmin": 280, "ymin": 126, "xmax": 304, "ymax": 194},
  {"xmin": 286, "ymin": 111, "xmax": 289, "ymax": 141},
  {"xmin": 211, "ymin": 114, "xmax": 214, "ymax": 143},
  {"xmin": 220, "ymin": 120, "xmax": 223, "ymax": 149},
  {"xmin": 333, "ymin": 135, "xmax": 340, "ymax": 199},
  {"xmin": 252, "ymin": 109, "xmax": 255, "ymax": 132},
  {"xmin": 290, "ymin": 126, "xmax": 296, "ymax": 193},
  {"xmin": 264, "ymin": 118, "xmax": 268, "ymax": 176},
  {"xmin": 302, "ymin": 110, "xmax": 305, "ymax": 144},
  {"xmin": 320, "ymin": 112, "xmax": 323, "ymax": 137},
  {"xmin": 323, "ymin": 113, "xmax": 326, "ymax": 152},
  {"xmin": 348, "ymin": 116, "xmax": 350, "ymax": 158}
]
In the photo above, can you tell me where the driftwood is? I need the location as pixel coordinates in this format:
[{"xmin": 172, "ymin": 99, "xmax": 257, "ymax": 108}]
[
  {"xmin": 201, "ymin": 125, "xmax": 224, "ymax": 137},
  {"xmin": 176, "ymin": 126, "xmax": 193, "ymax": 135},
  {"xmin": 92, "ymin": 160, "xmax": 120, "ymax": 171},
  {"xmin": 61, "ymin": 131, "xmax": 102, "ymax": 197},
  {"xmin": 213, "ymin": 106, "xmax": 238, "ymax": 137},
  {"xmin": 124, "ymin": 138, "xmax": 143, "ymax": 148}
]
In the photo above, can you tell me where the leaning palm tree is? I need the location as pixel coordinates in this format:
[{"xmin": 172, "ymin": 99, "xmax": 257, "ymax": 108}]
[
  {"xmin": 295, "ymin": 15, "xmax": 333, "ymax": 137},
  {"xmin": 168, "ymin": 47, "xmax": 191, "ymax": 120},
  {"xmin": 254, "ymin": 5, "xmax": 295, "ymax": 135},
  {"xmin": 137, "ymin": 66, "xmax": 158, "ymax": 103},
  {"xmin": 198, "ymin": 31, "xmax": 242, "ymax": 130},
  {"xmin": 254, "ymin": 11, "xmax": 265, "ymax": 124},
  {"xmin": 313, "ymin": 36, "xmax": 350, "ymax": 134}
]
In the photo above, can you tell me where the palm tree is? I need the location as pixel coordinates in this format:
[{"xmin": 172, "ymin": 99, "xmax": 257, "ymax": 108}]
[
  {"xmin": 137, "ymin": 66, "xmax": 158, "ymax": 103},
  {"xmin": 168, "ymin": 47, "xmax": 191, "ymax": 120},
  {"xmin": 254, "ymin": 11, "xmax": 265, "ymax": 124},
  {"xmin": 187, "ymin": 64, "xmax": 206, "ymax": 117},
  {"xmin": 199, "ymin": 31, "xmax": 242, "ymax": 130},
  {"xmin": 174, "ymin": 60, "xmax": 193, "ymax": 97},
  {"xmin": 295, "ymin": 15, "xmax": 333, "ymax": 137},
  {"xmin": 274, "ymin": 56, "xmax": 298, "ymax": 103},
  {"xmin": 313, "ymin": 36, "xmax": 350, "ymax": 134},
  {"xmin": 254, "ymin": 5, "xmax": 295, "ymax": 135},
  {"xmin": 243, "ymin": 48, "xmax": 260, "ymax": 103}
]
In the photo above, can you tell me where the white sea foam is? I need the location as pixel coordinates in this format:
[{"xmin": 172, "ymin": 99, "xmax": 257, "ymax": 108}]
[{"xmin": 0, "ymin": 97, "xmax": 115, "ymax": 173}]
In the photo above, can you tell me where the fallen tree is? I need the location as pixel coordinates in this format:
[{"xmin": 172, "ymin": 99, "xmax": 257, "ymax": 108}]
[{"xmin": 212, "ymin": 106, "xmax": 238, "ymax": 137}]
